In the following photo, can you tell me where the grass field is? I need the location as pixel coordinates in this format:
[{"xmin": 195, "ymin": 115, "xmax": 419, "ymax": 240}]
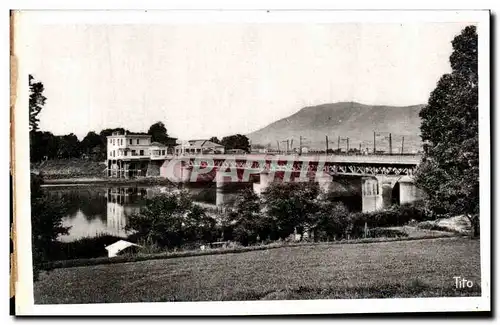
[{"xmin": 34, "ymin": 237, "xmax": 481, "ymax": 304}]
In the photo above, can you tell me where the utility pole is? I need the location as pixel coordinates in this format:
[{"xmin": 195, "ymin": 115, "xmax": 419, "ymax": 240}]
[
  {"xmin": 299, "ymin": 136, "xmax": 303, "ymax": 155},
  {"xmin": 339, "ymin": 137, "xmax": 349, "ymax": 154},
  {"xmin": 277, "ymin": 141, "xmax": 280, "ymax": 153},
  {"xmin": 401, "ymin": 136, "xmax": 405, "ymax": 154},
  {"xmin": 373, "ymin": 131, "xmax": 376, "ymax": 154},
  {"xmin": 286, "ymin": 139, "xmax": 290, "ymax": 155},
  {"xmin": 383, "ymin": 133, "xmax": 392, "ymax": 155},
  {"xmin": 337, "ymin": 136, "xmax": 340, "ymax": 152},
  {"xmin": 389, "ymin": 133, "xmax": 392, "ymax": 155},
  {"xmin": 325, "ymin": 135, "xmax": 329, "ymax": 155}
]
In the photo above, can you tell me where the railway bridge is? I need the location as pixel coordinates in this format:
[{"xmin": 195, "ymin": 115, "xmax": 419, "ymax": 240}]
[{"xmin": 159, "ymin": 153, "xmax": 425, "ymax": 213}]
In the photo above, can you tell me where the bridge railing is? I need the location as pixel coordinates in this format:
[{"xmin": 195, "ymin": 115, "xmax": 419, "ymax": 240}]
[{"xmin": 163, "ymin": 153, "xmax": 422, "ymax": 165}]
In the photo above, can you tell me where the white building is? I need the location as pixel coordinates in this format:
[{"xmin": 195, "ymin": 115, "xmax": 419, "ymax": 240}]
[{"xmin": 174, "ymin": 140, "xmax": 225, "ymax": 155}]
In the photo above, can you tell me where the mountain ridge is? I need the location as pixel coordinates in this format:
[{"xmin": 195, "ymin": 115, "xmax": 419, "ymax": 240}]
[{"xmin": 247, "ymin": 102, "xmax": 425, "ymax": 153}]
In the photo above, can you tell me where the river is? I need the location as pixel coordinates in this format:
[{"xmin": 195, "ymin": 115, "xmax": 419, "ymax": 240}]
[
  {"xmin": 42, "ymin": 183, "xmax": 244, "ymax": 242},
  {"xmin": 42, "ymin": 182, "xmax": 362, "ymax": 242}
]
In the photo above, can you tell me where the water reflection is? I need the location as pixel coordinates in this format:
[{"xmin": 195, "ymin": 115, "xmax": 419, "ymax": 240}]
[
  {"xmin": 43, "ymin": 184, "xmax": 237, "ymax": 242},
  {"xmin": 45, "ymin": 182, "xmax": 363, "ymax": 242}
]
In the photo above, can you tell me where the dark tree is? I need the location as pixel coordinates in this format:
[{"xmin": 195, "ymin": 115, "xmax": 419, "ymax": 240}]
[
  {"xmin": 125, "ymin": 191, "xmax": 216, "ymax": 248},
  {"xmin": 57, "ymin": 133, "xmax": 82, "ymax": 158},
  {"xmin": 225, "ymin": 189, "xmax": 274, "ymax": 245},
  {"xmin": 261, "ymin": 182, "xmax": 320, "ymax": 239},
  {"xmin": 147, "ymin": 121, "xmax": 169, "ymax": 144},
  {"xmin": 208, "ymin": 136, "xmax": 221, "ymax": 144},
  {"xmin": 415, "ymin": 25, "xmax": 479, "ymax": 236},
  {"xmin": 29, "ymin": 75, "xmax": 46, "ymax": 132},
  {"xmin": 31, "ymin": 174, "xmax": 70, "ymax": 280},
  {"xmin": 30, "ymin": 131, "xmax": 60, "ymax": 162},
  {"xmin": 81, "ymin": 131, "xmax": 102, "ymax": 155},
  {"xmin": 220, "ymin": 134, "xmax": 251, "ymax": 153}
]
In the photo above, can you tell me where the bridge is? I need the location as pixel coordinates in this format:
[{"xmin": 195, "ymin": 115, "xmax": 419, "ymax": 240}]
[{"xmin": 157, "ymin": 153, "xmax": 425, "ymax": 213}]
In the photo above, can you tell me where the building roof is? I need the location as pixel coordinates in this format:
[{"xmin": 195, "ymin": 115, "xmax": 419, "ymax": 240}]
[
  {"xmin": 175, "ymin": 140, "xmax": 224, "ymax": 149},
  {"xmin": 107, "ymin": 134, "xmax": 152, "ymax": 138},
  {"xmin": 150, "ymin": 141, "xmax": 167, "ymax": 147}
]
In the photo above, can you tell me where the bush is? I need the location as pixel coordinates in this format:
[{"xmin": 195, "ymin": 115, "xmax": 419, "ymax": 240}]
[
  {"xmin": 125, "ymin": 191, "xmax": 218, "ymax": 249},
  {"xmin": 367, "ymin": 228, "xmax": 408, "ymax": 238},
  {"xmin": 50, "ymin": 234, "xmax": 125, "ymax": 260},
  {"xmin": 313, "ymin": 202, "xmax": 351, "ymax": 241}
]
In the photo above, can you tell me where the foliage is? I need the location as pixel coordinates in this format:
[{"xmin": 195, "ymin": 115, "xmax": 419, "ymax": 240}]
[
  {"xmin": 261, "ymin": 182, "xmax": 320, "ymax": 239},
  {"xmin": 224, "ymin": 189, "xmax": 273, "ymax": 245},
  {"xmin": 81, "ymin": 131, "xmax": 103, "ymax": 158},
  {"xmin": 29, "ymin": 75, "xmax": 46, "ymax": 132},
  {"xmin": 125, "ymin": 191, "xmax": 217, "ymax": 248},
  {"xmin": 209, "ymin": 136, "xmax": 221, "ymax": 144},
  {"xmin": 367, "ymin": 228, "xmax": 408, "ymax": 238},
  {"xmin": 415, "ymin": 25, "xmax": 479, "ymax": 237},
  {"xmin": 220, "ymin": 134, "xmax": 251, "ymax": 153},
  {"xmin": 31, "ymin": 173, "xmax": 70, "ymax": 280},
  {"xmin": 147, "ymin": 121, "xmax": 170, "ymax": 145},
  {"xmin": 313, "ymin": 199, "xmax": 351, "ymax": 241}
]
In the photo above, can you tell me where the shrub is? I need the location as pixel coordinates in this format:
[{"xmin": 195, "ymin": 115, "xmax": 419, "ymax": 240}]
[
  {"xmin": 367, "ymin": 227, "xmax": 408, "ymax": 238},
  {"xmin": 125, "ymin": 191, "xmax": 217, "ymax": 249},
  {"xmin": 313, "ymin": 202, "xmax": 351, "ymax": 241},
  {"xmin": 31, "ymin": 173, "xmax": 70, "ymax": 280},
  {"xmin": 261, "ymin": 182, "xmax": 321, "ymax": 240}
]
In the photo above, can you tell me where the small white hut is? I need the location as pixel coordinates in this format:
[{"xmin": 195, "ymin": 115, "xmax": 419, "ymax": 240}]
[{"xmin": 105, "ymin": 240, "xmax": 141, "ymax": 258}]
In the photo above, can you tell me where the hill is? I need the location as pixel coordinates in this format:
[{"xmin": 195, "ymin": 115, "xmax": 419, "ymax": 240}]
[{"xmin": 247, "ymin": 102, "xmax": 425, "ymax": 153}]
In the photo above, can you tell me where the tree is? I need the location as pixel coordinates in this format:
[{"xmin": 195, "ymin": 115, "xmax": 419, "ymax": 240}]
[
  {"xmin": 415, "ymin": 25, "xmax": 479, "ymax": 236},
  {"xmin": 261, "ymin": 182, "xmax": 320, "ymax": 239},
  {"xmin": 31, "ymin": 174, "xmax": 70, "ymax": 280},
  {"xmin": 147, "ymin": 121, "xmax": 169, "ymax": 145},
  {"xmin": 313, "ymin": 201, "xmax": 350, "ymax": 241},
  {"xmin": 57, "ymin": 133, "xmax": 82, "ymax": 158},
  {"xmin": 220, "ymin": 134, "xmax": 250, "ymax": 153},
  {"xmin": 81, "ymin": 131, "xmax": 102, "ymax": 158},
  {"xmin": 209, "ymin": 137, "xmax": 221, "ymax": 144},
  {"xmin": 125, "ymin": 191, "xmax": 216, "ymax": 248},
  {"xmin": 29, "ymin": 75, "xmax": 46, "ymax": 132},
  {"xmin": 224, "ymin": 189, "xmax": 273, "ymax": 245}
]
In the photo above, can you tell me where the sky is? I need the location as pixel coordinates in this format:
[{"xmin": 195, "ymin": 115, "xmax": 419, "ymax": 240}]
[{"xmin": 21, "ymin": 17, "xmax": 470, "ymax": 140}]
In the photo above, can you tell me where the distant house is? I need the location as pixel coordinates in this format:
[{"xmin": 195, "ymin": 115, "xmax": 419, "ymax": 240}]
[
  {"xmin": 150, "ymin": 141, "xmax": 168, "ymax": 158},
  {"xmin": 174, "ymin": 139, "xmax": 225, "ymax": 155}
]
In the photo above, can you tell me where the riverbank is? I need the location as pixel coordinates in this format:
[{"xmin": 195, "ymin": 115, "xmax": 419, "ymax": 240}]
[
  {"xmin": 41, "ymin": 177, "xmax": 173, "ymax": 186},
  {"xmin": 34, "ymin": 237, "xmax": 481, "ymax": 304},
  {"xmin": 43, "ymin": 227, "xmax": 462, "ymax": 270}
]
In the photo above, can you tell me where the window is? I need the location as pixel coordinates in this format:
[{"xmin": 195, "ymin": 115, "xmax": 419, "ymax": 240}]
[
  {"xmin": 109, "ymin": 139, "xmax": 112, "ymax": 144},
  {"xmin": 140, "ymin": 150, "xmax": 144, "ymax": 156},
  {"xmin": 132, "ymin": 150, "xmax": 136, "ymax": 156},
  {"xmin": 162, "ymin": 150, "xmax": 165, "ymax": 155},
  {"xmin": 129, "ymin": 139, "xmax": 132, "ymax": 145},
  {"xmin": 137, "ymin": 139, "xmax": 140, "ymax": 145},
  {"xmin": 112, "ymin": 139, "xmax": 115, "ymax": 145}
]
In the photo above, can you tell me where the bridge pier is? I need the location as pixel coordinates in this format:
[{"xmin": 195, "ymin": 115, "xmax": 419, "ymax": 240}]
[
  {"xmin": 361, "ymin": 177, "xmax": 381, "ymax": 212},
  {"xmin": 215, "ymin": 172, "xmax": 226, "ymax": 207},
  {"xmin": 398, "ymin": 176, "xmax": 426, "ymax": 204},
  {"xmin": 253, "ymin": 171, "xmax": 272, "ymax": 196},
  {"xmin": 361, "ymin": 176, "xmax": 396, "ymax": 213},
  {"xmin": 316, "ymin": 172, "xmax": 333, "ymax": 193}
]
